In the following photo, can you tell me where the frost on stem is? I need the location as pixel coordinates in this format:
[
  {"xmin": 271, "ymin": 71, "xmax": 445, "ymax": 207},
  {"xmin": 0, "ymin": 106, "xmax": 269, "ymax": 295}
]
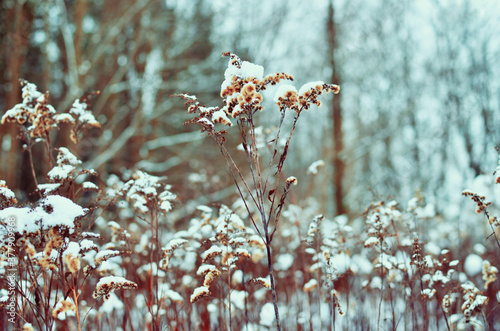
[
  {"xmin": 201, "ymin": 245, "xmax": 223, "ymax": 263},
  {"xmin": 94, "ymin": 249, "xmax": 121, "ymax": 265}
]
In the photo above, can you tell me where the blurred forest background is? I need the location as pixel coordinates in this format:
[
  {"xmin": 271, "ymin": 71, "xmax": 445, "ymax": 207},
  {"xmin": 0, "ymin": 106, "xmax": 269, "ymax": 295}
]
[{"xmin": 1, "ymin": 0, "xmax": 500, "ymax": 220}]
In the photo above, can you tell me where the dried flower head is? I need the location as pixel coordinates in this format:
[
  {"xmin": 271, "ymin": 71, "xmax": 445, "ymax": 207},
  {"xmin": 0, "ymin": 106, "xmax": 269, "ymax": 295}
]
[
  {"xmin": 0, "ymin": 180, "xmax": 17, "ymax": 208},
  {"xmin": 1, "ymin": 80, "xmax": 100, "ymax": 148},
  {"xmin": 494, "ymin": 154, "xmax": 500, "ymax": 184},
  {"xmin": 1, "ymin": 80, "xmax": 43, "ymax": 126},
  {"xmin": 52, "ymin": 299, "xmax": 76, "ymax": 320},
  {"xmin": 462, "ymin": 190, "xmax": 491, "ymax": 214},
  {"xmin": 190, "ymin": 286, "xmax": 210, "ymax": 303},
  {"xmin": 47, "ymin": 147, "xmax": 82, "ymax": 183},
  {"xmin": 331, "ymin": 289, "xmax": 345, "ymax": 316},
  {"xmin": 421, "ymin": 288, "xmax": 436, "ymax": 300},
  {"xmin": 160, "ymin": 238, "xmax": 188, "ymax": 270},
  {"xmin": 92, "ymin": 276, "xmax": 138, "ymax": 300},
  {"xmin": 197, "ymin": 264, "xmax": 217, "ymax": 277},
  {"xmin": 44, "ymin": 231, "xmax": 63, "ymax": 256},
  {"xmin": 442, "ymin": 293, "xmax": 457, "ymax": 313},
  {"xmin": 94, "ymin": 249, "xmax": 121, "ymax": 265},
  {"xmin": 121, "ymin": 170, "xmax": 176, "ymax": 214},
  {"xmin": 461, "ymin": 282, "xmax": 488, "ymax": 322},
  {"xmin": 247, "ymin": 235, "xmax": 266, "ymax": 249},
  {"xmin": 303, "ymin": 279, "xmax": 318, "ymax": 292},
  {"xmin": 203, "ymin": 268, "xmax": 221, "ymax": 288},
  {"xmin": 38, "ymin": 255, "xmax": 58, "ymax": 271},
  {"xmin": 307, "ymin": 160, "xmax": 325, "ymax": 175},
  {"xmin": 234, "ymin": 248, "xmax": 251, "ymax": 260},
  {"xmin": 202, "ymin": 245, "xmax": 223, "ymax": 263},
  {"xmin": 24, "ymin": 240, "xmax": 36, "ymax": 258},
  {"xmin": 410, "ymin": 238, "xmax": 425, "ymax": 269},
  {"xmin": 21, "ymin": 323, "xmax": 35, "ymax": 331},
  {"xmin": 482, "ymin": 260, "xmax": 498, "ymax": 289},
  {"xmin": 63, "ymin": 242, "xmax": 81, "ymax": 273},
  {"xmin": 251, "ymin": 277, "xmax": 270, "ymax": 288},
  {"xmin": 286, "ymin": 176, "xmax": 298, "ymax": 186},
  {"xmin": 306, "ymin": 214, "xmax": 323, "ymax": 245}
]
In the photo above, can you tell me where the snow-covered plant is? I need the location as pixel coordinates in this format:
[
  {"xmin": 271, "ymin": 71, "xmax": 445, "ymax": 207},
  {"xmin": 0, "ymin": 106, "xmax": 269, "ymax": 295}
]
[
  {"xmin": 1, "ymin": 81, "xmax": 100, "ymax": 140},
  {"xmin": 463, "ymin": 190, "xmax": 500, "ymax": 251},
  {"xmin": 460, "ymin": 282, "xmax": 488, "ymax": 324},
  {"xmin": 0, "ymin": 179, "xmax": 139, "ymax": 331},
  {"xmin": 161, "ymin": 204, "xmax": 268, "ymax": 329},
  {"xmin": 303, "ymin": 214, "xmax": 346, "ymax": 327},
  {"xmin": 6, "ymin": 54, "xmax": 500, "ymax": 331},
  {"xmin": 177, "ymin": 52, "xmax": 339, "ymax": 330},
  {"xmin": 1, "ymin": 81, "xmax": 100, "ymax": 201},
  {"xmin": 482, "ymin": 260, "xmax": 498, "ymax": 289},
  {"xmin": 0, "ymin": 81, "xmax": 137, "ymax": 330},
  {"xmin": 101, "ymin": 169, "xmax": 177, "ymax": 330}
]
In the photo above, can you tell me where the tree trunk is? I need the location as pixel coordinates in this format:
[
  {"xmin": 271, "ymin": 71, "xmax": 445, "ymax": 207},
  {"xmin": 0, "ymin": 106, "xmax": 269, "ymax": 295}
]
[
  {"xmin": 1, "ymin": 1, "xmax": 27, "ymax": 190},
  {"xmin": 327, "ymin": 1, "xmax": 346, "ymax": 215}
]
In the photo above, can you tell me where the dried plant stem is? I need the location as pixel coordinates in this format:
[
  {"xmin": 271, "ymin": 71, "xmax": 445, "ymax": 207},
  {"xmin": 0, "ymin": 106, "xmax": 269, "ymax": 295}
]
[
  {"xmin": 225, "ymin": 223, "xmax": 232, "ymax": 331},
  {"xmin": 264, "ymin": 229, "xmax": 281, "ymax": 331},
  {"xmin": 315, "ymin": 233, "xmax": 322, "ymax": 328},
  {"xmin": 44, "ymin": 133, "xmax": 55, "ymax": 168},
  {"xmin": 435, "ymin": 291, "xmax": 450, "ymax": 331},
  {"xmin": 81, "ymin": 302, "xmax": 98, "ymax": 327},
  {"xmin": 268, "ymin": 113, "xmax": 301, "ymax": 238},
  {"xmin": 217, "ymin": 142, "xmax": 262, "ymax": 239},
  {"xmin": 482, "ymin": 309, "xmax": 490, "ymax": 331},
  {"xmin": 483, "ymin": 208, "xmax": 500, "ymax": 251},
  {"xmin": 331, "ymin": 290, "xmax": 336, "ymax": 331},
  {"xmin": 151, "ymin": 208, "xmax": 161, "ymax": 331},
  {"xmin": 71, "ymin": 288, "xmax": 82, "ymax": 331},
  {"xmin": 262, "ymin": 111, "xmax": 286, "ymax": 195},
  {"xmin": 377, "ymin": 242, "xmax": 384, "ymax": 331},
  {"xmin": 417, "ymin": 269, "xmax": 429, "ymax": 330},
  {"xmin": 26, "ymin": 142, "xmax": 42, "ymax": 199},
  {"xmin": 227, "ymin": 265, "xmax": 232, "ymax": 330}
]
